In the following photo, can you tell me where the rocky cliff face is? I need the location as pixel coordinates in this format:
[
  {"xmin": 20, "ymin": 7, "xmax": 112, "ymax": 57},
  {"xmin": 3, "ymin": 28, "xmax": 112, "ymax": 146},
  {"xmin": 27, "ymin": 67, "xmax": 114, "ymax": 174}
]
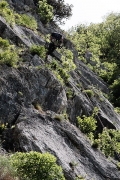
[{"xmin": 0, "ymin": 0, "xmax": 120, "ymax": 179}]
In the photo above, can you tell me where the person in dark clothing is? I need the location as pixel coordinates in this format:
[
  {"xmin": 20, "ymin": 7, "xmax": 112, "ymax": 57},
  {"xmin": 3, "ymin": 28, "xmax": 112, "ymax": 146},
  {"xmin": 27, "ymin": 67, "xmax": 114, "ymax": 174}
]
[{"xmin": 45, "ymin": 32, "xmax": 63, "ymax": 60}]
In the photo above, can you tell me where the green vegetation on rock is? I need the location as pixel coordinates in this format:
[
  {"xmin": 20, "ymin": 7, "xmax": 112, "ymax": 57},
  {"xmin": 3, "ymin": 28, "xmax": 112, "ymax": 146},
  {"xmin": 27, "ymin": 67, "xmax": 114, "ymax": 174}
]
[{"xmin": 10, "ymin": 151, "xmax": 65, "ymax": 180}]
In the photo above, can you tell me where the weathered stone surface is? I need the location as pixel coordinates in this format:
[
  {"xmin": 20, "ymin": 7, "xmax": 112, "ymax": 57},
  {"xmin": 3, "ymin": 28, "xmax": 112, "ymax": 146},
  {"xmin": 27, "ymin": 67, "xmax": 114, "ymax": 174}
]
[
  {"xmin": 11, "ymin": 108, "xmax": 120, "ymax": 180},
  {"xmin": 0, "ymin": 1, "xmax": 120, "ymax": 180},
  {"xmin": 0, "ymin": 64, "xmax": 67, "ymax": 124},
  {"xmin": 7, "ymin": 0, "xmax": 35, "ymax": 11},
  {"xmin": 0, "ymin": 16, "xmax": 45, "ymax": 47}
]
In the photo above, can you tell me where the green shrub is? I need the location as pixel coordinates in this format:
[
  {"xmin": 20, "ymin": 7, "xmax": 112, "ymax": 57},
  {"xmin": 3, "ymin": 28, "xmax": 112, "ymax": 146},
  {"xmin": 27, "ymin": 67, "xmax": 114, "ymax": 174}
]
[
  {"xmin": 10, "ymin": 151, "xmax": 65, "ymax": 180},
  {"xmin": 48, "ymin": 59, "xmax": 69, "ymax": 85},
  {"xmin": 58, "ymin": 48, "xmax": 76, "ymax": 72},
  {"xmin": 0, "ymin": 0, "xmax": 15, "ymax": 26},
  {"xmin": 15, "ymin": 14, "xmax": 37, "ymax": 31},
  {"xmin": 30, "ymin": 45, "xmax": 47, "ymax": 59},
  {"xmin": 53, "ymin": 70, "xmax": 64, "ymax": 85},
  {"xmin": 98, "ymin": 62, "xmax": 116, "ymax": 83},
  {"xmin": 0, "ymin": 48, "xmax": 19, "ymax": 67},
  {"xmin": 83, "ymin": 89, "xmax": 94, "ymax": 98},
  {"xmin": 0, "ymin": 0, "xmax": 8, "ymax": 9},
  {"xmin": 0, "ymin": 37, "xmax": 19, "ymax": 67},
  {"xmin": 114, "ymin": 107, "xmax": 120, "ymax": 114},
  {"xmin": 77, "ymin": 108, "xmax": 98, "ymax": 135},
  {"xmin": 58, "ymin": 67, "xmax": 70, "ymax": 83},
  {"xmin": 0, "ymin": 1, "xmax": 37, "ymax": 30},
  {"xmin": 0, "ymin": 37, "xmax": 9, "ymax": 48},
  {"xmin": 66, "ymin": 88, "xmax": 74, "ymax": 99},
  {"xmin": 47, "ymin": 48, "xmax": 75, "ymax": 85},
  {"xmin": 97, "ymin": 128, "xmax": 120, "ymax": 157},
  {"xmin": 38, "ymin": 0, "xmax": 53, "ymax": 24},
  {"xmin": 77, "ymin": 115, "xmax": 97, "ymax": 135}
]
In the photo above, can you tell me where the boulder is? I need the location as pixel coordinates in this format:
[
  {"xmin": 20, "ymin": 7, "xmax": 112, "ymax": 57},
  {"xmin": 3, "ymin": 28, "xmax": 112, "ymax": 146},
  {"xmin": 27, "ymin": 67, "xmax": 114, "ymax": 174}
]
[{"xmin": 0, "ymin": 64, "xmax": 67, "ymax": 124}]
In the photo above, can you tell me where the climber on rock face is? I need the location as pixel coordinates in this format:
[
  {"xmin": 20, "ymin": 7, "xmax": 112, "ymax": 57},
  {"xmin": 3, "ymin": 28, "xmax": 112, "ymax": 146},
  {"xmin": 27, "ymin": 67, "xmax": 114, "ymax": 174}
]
[{"xmin": 45, "ymin": 32, "xmax": 63, "ymax": 60}]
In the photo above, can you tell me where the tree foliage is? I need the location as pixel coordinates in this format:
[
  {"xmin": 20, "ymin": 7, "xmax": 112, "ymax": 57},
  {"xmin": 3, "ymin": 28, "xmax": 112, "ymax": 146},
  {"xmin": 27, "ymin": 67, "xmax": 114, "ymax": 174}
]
[
  {"xmin": 46, "ymin": 0, "xmax": 73, "ymax": 23},
  {"xmin": 68, "ymin": 12, "xmax": 120, "ymax": 107},
  {"xmin": 34, "ymin": 0, "xmax": 72, "ymax": 23},
  {"xmin": 38, "ymin": 0, "xmax": 54, "ymax": 24}
]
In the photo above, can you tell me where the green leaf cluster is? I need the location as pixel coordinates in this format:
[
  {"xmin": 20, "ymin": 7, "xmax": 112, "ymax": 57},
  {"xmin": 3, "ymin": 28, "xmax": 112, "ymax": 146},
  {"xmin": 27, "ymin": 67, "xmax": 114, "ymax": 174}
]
[
  {"xmin": 77, "ymin": 111, "xmax": 97, "ymax": 135},
  {"xmin": 48, "ymin": 59, "xmax": 69, "ymax": 85},
  {"xmin": 94, "ymin": 128, "xmax": 120, "ymax": 158},
  {"xmin": 66, "ymin": 88, "xmax": 74, "ymax": 99},
  {"xmin": 10, "ymin": 151, "xmax": 65, "ymax": 180},
  {"xmin": 38, "ymin": 0, "xmax": 53, "ymax": 24},
  {"xmin": 0, "ymin": 37, "xmax": 19, "ymax": 67},
  {"xmin": 0, "ymin": 0, "xmax": 15, "ymax": 26},
  {"xmin": 30, "ymin": 45, "xmax": 47, "ymax": 59},
  {"xmin": 77, "ymin": 109, "xmax": 120, "ymax": 160},
  {"xmin": 83, "ymin": 89, "xmax": 94, "ymax": 98},
  {"xmin": 15, "ymin": 14, "xmax": 37, "ymax": 31},
  {"xmin": 0, "ymin": 0, "xmax": 37, "ymax": 30},
  {"xmin": 58, "ymin": 47, "xmax": 76, "ymax": 72},
  {"xmin": 47, "ymin": 0, "xmax": 73, "ymax": 24}
]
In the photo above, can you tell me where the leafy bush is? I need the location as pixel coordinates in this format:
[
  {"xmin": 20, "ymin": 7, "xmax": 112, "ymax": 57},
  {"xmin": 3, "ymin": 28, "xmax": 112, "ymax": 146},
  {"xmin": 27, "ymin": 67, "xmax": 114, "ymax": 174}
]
[
  {"xmin": 0, "ymin": 49, "xmax": 19, "ymax": 67},
  {"xmin": 48, "ymin": 59, "xmax": 70, "ymax": 85},
  {"xmin": 0, "ymin": 1, "xmax": 37, "ymax": 30},
  {"xmin": 38, "ymin": 0, "xmax": 53, "ymax": 24},
  {"xmin": 77, "ymin": 115, "xmax": 97, "ymax": 135},
  {"xmin": 83, "ymin": 89, "xmax": 94, "ymax": 98},
  {"xmin": 58, "ymin": 67, "xmax": 70, "ymax": 83},
  {"xmin": 98, "ymin": 62, "xmax": 117, "ymax": 83},
  {"xmin": 0, "ymin": 38, "xmax": 19, "ymax": 67},
  {"xmin": 59, "ymin": 48, "xmax": 76, "ymax": 72},
  {"xmin": 30, "ymin": 45, "xmax": 47, "ymax": 59},
  {"xmin": 66, "ymin": 88, "xmax": 74, "ymax": 99},
  {"xmin": 0, "ymin": 37, "xmax": 9, "ymax": 48},
  {"xmin": 10, "ymin": 151, "xmax": 65, "ymax": 180},
  {"xmin": 97, "ymin": 128, "xmax": 120, "ymax": 157},
  {"xmin": 15, "ymin": 14, "xmax": 37, "ymax": 31},
  {"xmin": 77, "ymin": 108, "xmax": 98, "ymax": 135},
  {"xmin": 0, "ymin": 0, "xmax": 8, "ymax": 9},
  {"xmin": 0, "ymin": 0, "xmax": 15, "ymax": 26},
  {"xmin": 114, "ymin": 107, "xmax": 120, "ymax": 114},
  {"xmin": 48, "ymin": 48, "xmax": 75, "ymax": 85}
]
